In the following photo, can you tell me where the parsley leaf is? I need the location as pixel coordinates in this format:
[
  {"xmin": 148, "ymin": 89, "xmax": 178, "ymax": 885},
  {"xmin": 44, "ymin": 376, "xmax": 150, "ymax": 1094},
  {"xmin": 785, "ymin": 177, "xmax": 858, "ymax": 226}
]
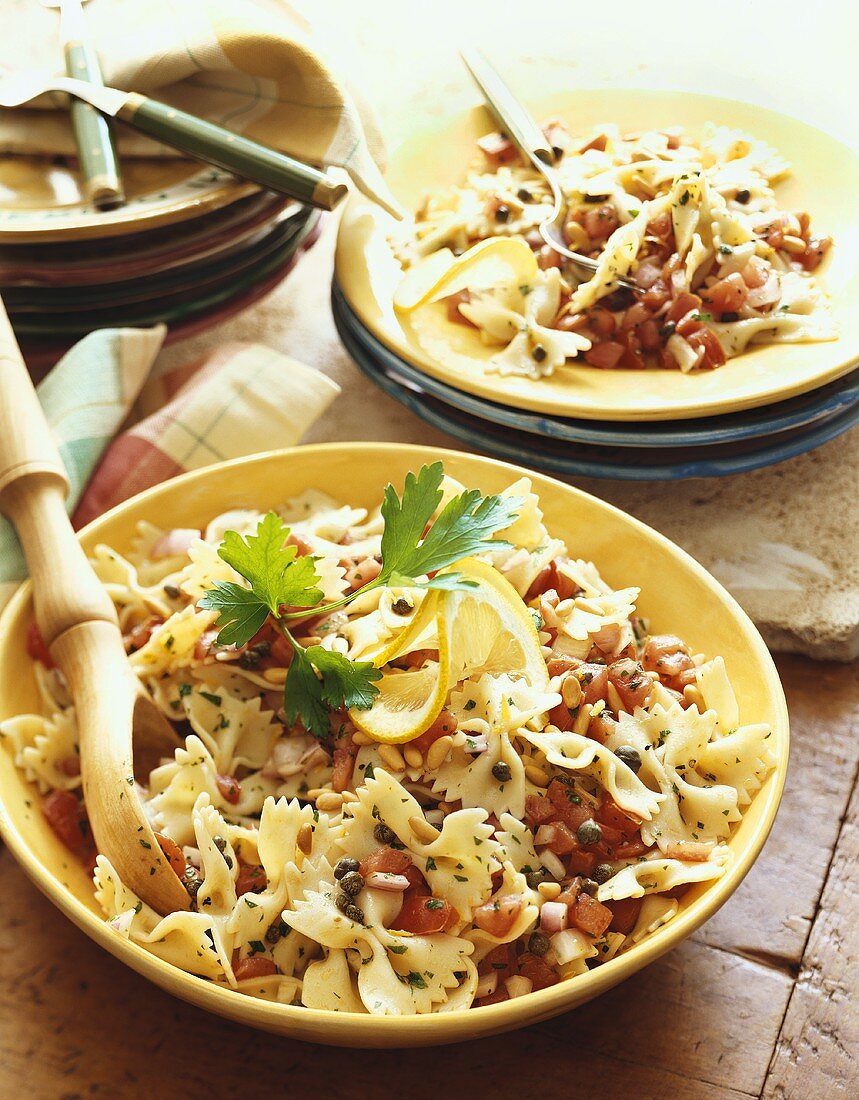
[
  {"xmin": 197, "ymin": 582, "xmax": 269, "ymax": 647},
  {"xmin": 378, "ymin": 462, "xmax": 520, "ymax": 585},
  {"xmin": 283, "ymin": 646, "xmax": 381, "ymax": 739},
  {"xmin": 219, "ymin": 512, "xmax": 324, "ymax": 616}
]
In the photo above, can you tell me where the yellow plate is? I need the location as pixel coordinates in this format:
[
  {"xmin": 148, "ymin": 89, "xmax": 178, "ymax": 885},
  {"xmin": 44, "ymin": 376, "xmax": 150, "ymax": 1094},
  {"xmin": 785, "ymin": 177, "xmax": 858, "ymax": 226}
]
[
  {"xmin": 0, "ymin": 444, "xmax": 788, "ymax": 1046},
  {"xmin": 0, "ymin": 156, "xmax": 257, "ymax": 242},
  {"xmin": 336, "ymin": 88, "xmax": 859, "ymax": 422}
]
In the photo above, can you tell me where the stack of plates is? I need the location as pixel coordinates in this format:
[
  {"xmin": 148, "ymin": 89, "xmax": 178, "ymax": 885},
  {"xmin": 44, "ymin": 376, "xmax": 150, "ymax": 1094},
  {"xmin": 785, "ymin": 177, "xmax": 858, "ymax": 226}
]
[
  {"xmin": 332, "ymin": 89, "xmax": 859, "ymax": 480},
  {"xmin": 1, "ymin": 156, "xmax": 321, "ymax": 369}
]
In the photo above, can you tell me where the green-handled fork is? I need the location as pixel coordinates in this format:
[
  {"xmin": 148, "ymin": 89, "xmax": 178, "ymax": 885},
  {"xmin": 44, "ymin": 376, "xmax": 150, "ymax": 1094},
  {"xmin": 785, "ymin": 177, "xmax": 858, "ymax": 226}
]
[
  {"xmin": 39, "ymin": 0, "xmax": 125, "ymax": 210},
  {"xmin": 0, "ymin": 72, "xmax": 348, "ymax": 211}
]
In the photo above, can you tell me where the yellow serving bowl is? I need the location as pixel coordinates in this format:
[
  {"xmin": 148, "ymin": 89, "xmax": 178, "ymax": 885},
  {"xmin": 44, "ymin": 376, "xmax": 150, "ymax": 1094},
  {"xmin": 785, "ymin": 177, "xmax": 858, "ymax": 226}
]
[
  {"xmin": 336, "ymin": 88, "xmax": 859, "ymax": 422},
  {"xmin": 0, "ymin": 444, "xmax": 788, "ymax": 1046}
]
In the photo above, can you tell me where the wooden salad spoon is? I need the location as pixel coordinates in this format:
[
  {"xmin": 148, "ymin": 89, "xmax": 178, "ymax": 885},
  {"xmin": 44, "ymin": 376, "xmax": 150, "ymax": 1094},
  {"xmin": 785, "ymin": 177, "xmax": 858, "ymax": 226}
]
[{"xmin": 0, "ymin": 299, "xmax": 189, "ymax": 915}]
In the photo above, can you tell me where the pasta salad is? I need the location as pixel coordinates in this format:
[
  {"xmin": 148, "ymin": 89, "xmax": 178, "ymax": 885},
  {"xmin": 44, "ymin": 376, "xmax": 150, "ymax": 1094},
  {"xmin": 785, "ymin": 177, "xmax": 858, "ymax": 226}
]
[
  {"xmin": 3, "ymin": 464, "xmax": 776, "ymax": 1015},
  {"xmin": 392, "ymin": 120, "xmax": 835, "ymax": 379}
]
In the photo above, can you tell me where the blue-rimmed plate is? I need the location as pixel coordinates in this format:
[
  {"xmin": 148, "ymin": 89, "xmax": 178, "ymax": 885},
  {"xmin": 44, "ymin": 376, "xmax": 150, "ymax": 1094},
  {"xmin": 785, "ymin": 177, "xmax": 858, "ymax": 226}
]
[
  {"xmin": 334, "ymin": 290, "xmax": 859, "ymax": 480},
  {"xmin": 333, "ymin": 281, "xmax": 859, "ymax": 449}
]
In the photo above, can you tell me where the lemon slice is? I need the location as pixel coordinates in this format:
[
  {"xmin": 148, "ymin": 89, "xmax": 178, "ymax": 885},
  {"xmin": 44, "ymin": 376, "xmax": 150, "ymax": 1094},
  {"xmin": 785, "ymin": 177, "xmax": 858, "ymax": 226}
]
[
  {"xmin": 443, "ymin": 557, "xmax": 549, "ymax": 690},
  {"xmin": 393, "ymin": 237, "xmax": 538, "ymax": 314},
  {"xmin": 349, "ymin": 595, "xmax": 450, "ymax": 744},
  {"xmin": 349, "ymin": 558, "xmax": 548, "ymax": 743}
]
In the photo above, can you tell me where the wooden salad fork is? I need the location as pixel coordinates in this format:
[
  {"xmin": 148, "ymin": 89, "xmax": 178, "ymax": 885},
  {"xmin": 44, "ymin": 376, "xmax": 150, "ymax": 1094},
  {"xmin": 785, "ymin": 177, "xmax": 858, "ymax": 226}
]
[
  {"xmin": 460, "ymin": 48, "xmax": 637, "ymax": 291},
  {"xmin": 0, "ymin": 299, "xmax": 189, "ymax": 916}
]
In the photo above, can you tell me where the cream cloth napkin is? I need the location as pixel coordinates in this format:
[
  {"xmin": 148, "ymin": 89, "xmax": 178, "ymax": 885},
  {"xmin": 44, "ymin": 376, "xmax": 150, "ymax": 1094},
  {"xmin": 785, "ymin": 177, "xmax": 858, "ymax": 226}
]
[{"xmin": 0, "ymin": 0, "xmax": 397, "ymax": 212}]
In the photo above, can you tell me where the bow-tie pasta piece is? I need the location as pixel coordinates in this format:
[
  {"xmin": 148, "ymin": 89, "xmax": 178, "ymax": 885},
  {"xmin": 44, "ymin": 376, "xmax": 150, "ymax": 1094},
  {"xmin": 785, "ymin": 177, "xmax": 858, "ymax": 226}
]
[
  {"xmin": 181, "ymin": 685, "xmax": 280, "ymax": 773},
  {"xmin": 128, "ymin": 606, "xmax": 218, "ymax": 677},
  {"xmin": 598, "ymin": 845, "xmax": 731, "ymax": 902},
  {"xmin": 89, "ymin": 543, "xmax": 173, "ymax": 621},
  {"xmin": 0, "ymin": 710, "xmax": 80, "ymax": 793}
]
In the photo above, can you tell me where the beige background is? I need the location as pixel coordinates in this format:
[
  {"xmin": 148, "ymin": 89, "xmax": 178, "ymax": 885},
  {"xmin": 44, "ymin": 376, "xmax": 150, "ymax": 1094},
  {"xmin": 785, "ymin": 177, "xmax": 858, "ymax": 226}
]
[{"xmin": 158, "ymin": 0, "xmax": 859, "ymax": 658}]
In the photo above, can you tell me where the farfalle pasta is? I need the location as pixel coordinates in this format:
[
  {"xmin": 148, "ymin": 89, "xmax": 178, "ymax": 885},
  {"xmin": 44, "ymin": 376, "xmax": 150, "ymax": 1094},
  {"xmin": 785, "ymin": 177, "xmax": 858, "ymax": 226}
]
[
  {"xmin": 392, "ymin": 120, "xmax": 835, "ymax": 379},
  {"xmin": 2, "ymin": 472, "xmax": 776, "ymax": 1014}
]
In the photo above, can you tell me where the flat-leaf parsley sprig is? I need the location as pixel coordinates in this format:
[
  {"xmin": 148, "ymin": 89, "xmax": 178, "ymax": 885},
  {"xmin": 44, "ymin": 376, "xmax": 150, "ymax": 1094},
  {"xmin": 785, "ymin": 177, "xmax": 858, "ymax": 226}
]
[{"xmin": 198, "ymin": 462, "xmax": 521, "ymax": 738}]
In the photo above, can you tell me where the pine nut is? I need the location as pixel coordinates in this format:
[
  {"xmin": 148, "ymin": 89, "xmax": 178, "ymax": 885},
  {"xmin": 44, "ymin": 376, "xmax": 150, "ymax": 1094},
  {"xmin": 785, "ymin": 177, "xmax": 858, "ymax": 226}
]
[
  {"xmin": 683, "ymin": 684, "xmax": 706, "ymax": 711},
  {"xmin": 606, "ymin": 682, "xmax": 625, "ymax": 714},
  {"xmin": 409, "ymin": 815, "xmax": 440, "ymax": 844},
  {"xmin": 561, "ymin": 674, "xmax": 583, "ymax": 709},
  {"xmin": 340, "ymin": 790, "xmax": 359, "ymax": 804},
  {"xmin": 404, "ymin": 746, "xmax": 424, "ymax": 769},
  {"xmin": 306, "ymin": 788, "xmax": 327, "ymax": 801},
  {"xmin": 378, "ymin": 744, "xmax": 405, "ymax": 771},
  {"xmin": 524, "ymin": 763, "xmax": 549, "ymax": 787},
  {"xmin": 297, "ymin": 821, "xmax": 313, "ymax": 854},
  {"xmin": 573, "ymin": 704, "xmax": 592, "ymax": 735},
  {"xmin": 426, "ymin": 735, "xmax": 453, "ymax": 771},
  {"xmin": 262, "ymin": 667, "xmax": 288, "ymax": 684},
  {"xmin": 590, "ymin": 699, "xmax": 606, "ymax": 718},
  {"xmin": 351, "ymin": 730, "xmax": 374, "ymax": 746},
  {"xmin": 315, "ymin": 791, "xmax": 344, "ymax": 813},
  {"xmin": 781, "ymin": 234, "xmax": 807, "ymax": 254},
  {"xmin": 537, "ymin": 881, "xmax": 562, "ymax": 900}
]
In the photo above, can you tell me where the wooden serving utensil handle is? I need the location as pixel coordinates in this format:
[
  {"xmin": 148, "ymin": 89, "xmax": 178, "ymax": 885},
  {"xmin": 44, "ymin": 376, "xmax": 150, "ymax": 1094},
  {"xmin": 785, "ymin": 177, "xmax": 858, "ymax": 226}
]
[{"xmin": 0, "ymin": 301, "xmax": 117, "ymax": 643}]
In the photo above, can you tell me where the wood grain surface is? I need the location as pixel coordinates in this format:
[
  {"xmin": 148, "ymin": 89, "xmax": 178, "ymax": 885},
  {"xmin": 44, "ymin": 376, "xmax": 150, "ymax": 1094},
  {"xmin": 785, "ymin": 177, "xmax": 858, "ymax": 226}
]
[{"xmin": 0, "ymin": 652, "xmax": 855, "ymax": 1100}]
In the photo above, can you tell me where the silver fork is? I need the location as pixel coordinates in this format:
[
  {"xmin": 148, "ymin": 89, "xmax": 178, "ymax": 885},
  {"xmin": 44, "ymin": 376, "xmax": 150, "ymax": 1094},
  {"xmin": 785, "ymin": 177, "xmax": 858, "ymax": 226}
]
[{"xmin": 460, "ymin": 48, "xmax": 636, "ymax": 292}]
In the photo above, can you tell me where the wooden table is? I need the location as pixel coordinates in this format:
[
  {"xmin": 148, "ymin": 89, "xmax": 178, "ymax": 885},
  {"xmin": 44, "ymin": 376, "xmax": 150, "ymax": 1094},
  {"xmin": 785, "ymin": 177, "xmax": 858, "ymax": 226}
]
[{"xmin": 1, "ymin": 653, "xmax": 855, "ymax": 1099}]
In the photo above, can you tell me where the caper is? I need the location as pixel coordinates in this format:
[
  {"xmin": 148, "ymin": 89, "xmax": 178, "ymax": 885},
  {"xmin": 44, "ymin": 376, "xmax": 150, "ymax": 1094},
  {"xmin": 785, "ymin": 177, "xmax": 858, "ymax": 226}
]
[
  {"xmin": 373, "ymin": 823, "xmax": 396, "ymax": 845},
  {"xmin": 336, "ymin": 893, "xmax": 365, "ymax": 923},
  {"xmin": 736, "ymin": 188, "xmax": 751, "ymax": 204},
  {"xmin": 580, "ymin": 878, "xmax": 599, "ymax": 897},
  {"xmin": 525, "ymin": 868, "xmax": 549, "ymax": 889},
  {"xmin": 334, "ymin": 856, "xmax": 360, "ymax": 880},
  {"xmin": 720, "ymin": 311, "xmax": 739, "ymax": 322},
  {"xmin": 163, "ymin": 584, "xmax": 180, "ymax": 599},
  {"xmin": 659, "ymin": 320, "xmax": 677, "ymax": 339},
  {"xmin": 495, "ymin": 203, "xmax": 511, "ymax": 223},
  {"xmin": 391, "ymin": 597, "xmax": 414, "ymax": 616},
  {"xmin": 339, "ymin": 870, "xmax": 365, "ymax": 897},
  {"xmin": 181, "ymin": 865, "xmax": 201, "ymax": 899},
  {"xmin": 528, "ymin": 931, "xmax": 551, "ymax": 956},
  {"xmin": 532, "ymin": 344, "xmax": 547, "ymax": 363},
  {"xmin": 213, "ymin": 836, "xmax": 227, "ymax": 853},
  {"xmin": 238, "ymin": 648, "xmax": 261, "ymax": 669},
  {"xmin": 265, "ymin": 920, "xmax": 288, "ymax": 945},
  {"xmin": 492, "ymin": 761, "xmax": 512, "ymax": 783},
  {"xmin": 517, "ymin": 187, "xmax": 533, "ymax": 202},
  {"xmin": 577, "ymin": 819, "xmax": 602, "ymax": 846},
  {"xmin": 592, "ymin": 863, "xmax": 614, "ymax": 885},
  {"xmin": 614, "ymin": 745, "xmax": 642, "ymax": 773}
]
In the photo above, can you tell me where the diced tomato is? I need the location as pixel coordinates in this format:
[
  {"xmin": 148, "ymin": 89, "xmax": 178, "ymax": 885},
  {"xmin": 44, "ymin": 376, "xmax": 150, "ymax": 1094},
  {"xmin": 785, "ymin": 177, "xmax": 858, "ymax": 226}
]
[
  {"xmin": 548, "ymin": 700, "xmax": 576, "ymax": 732},
  {"xmin": 587, "ymin": 709, "xmax": 618, "ymax": 744},
  {"xmin": 618, "ymin": 328, "xmax": 646, "ymax": 370},
  {"xmin": 584, "ymin": 341, "xmax": 625, "ymax": 370},
  {"xmin": 518, "ymin": 953, "xmax": 560, "ymax": 991},
  {"xmin": 216, "ymin": 774, "xmax": 241, "ymax": 805},
  {"xmin": 596, "ymin": 795, "xmax": 641, "ymax": 837},
  {"xmin": 555, "ymin": 882, "xmax": 582, "ymax": 913},
  {"xmin": 124, "ymin": 617, "xmax": 161, "ymax": 654},
  {"xmin": 524, "ymin": 794, "xmax": 556, "ymax": 828},
  {"xmin": 235, "ymin": 862, "xmax": 267, "ymax": 896},
  {"xmin": 620, "ymin": 302, "xmax": 651, "ymax": 330},
  {"xmin": 685, "ymin": 326, "xmax": 726, "ymax": 369},
  {"xmin": 473, "ymin": 894, "xmax": 526, "ymax": 939},
  {"xmin": 412, "ymin": 709, "xmax": 458, "ymax": 755},
  {"xmin": 605, "ymin": 897, "xmax": 643, "ymax": 935},
  {"xmin": 796, "ymin": 236, "xmax": 832, "ymax": 272},
  {"xmin": 331, "ymin": 743, "xmax": 357, "ymax": 793},
  {"xmin": 638, "ymin": 319, "xmax": 662, "ymax": 351},
  {"xmin": 546, "ymin": 655, "xmax": 580, "ymax": 677},
  {"xmin": 60, "ymin": 755, "xmax": 81, "ymax": 778},
  {"xmin": 634, "ymin": 256, "xmax": 665, "ymax": 289},
  {"xmin": 403, "ymin": 863, "xmax": 428, "ymax": 894},
  {"xmin": 478, "ymin": 943, "xmax": 517, "ymax": 979},
  {"xmin": 612, "ymin": 835, "xmax": 651, "ymax": 860},
  {"xmin": 476, "ymin": 987, "xmax": 510, "ymax": 1007},
  {"xmin": 547, "ymin": 779, "xmax": 593, "ymax": 832},
  {"xmin": 607, "ymin": 658, "xmax": 652, "ymax": 710},
  {"xmin": 285, "ymin": 533, "xmax": 314, "ymax": 556},
  {"xmin": 666, "ymin": 291, "xmax": 702, "ymax": 324},
  {"xmin": 577, "ymin": 131, "xmax": 607, "ymax": 154},
  {"xmin": 393, "ymin": 894, "xmax": 457, "ymax": 934},
  {"xmin": 583, "ymin": 204, "xmax": 619, "ymax": 241},
  {"xmin": 537, "ymin": 245, "xmax": 563, "ymax": 270},
  {"xmin": 647, "ymin": 212, "xmax": 674, "ymax": 241},
  {"xmin": 566, "ymin": 848, "xmax": 598, "ymax": 875},
  {"xmin": 155, "ymin": 832, "xmax": 185, "ymax": 878},
  {"xmin": 476, "ymin": 131, "xmax": 519, "ymax": 166},
  {"xmin": 359, "ymin": 846, "xmax": 412, "ymax": 878},
  {"xmin": 26, "ymin": 622, "xmax": 54, "ymax": 668},
  {"xmin": 540, "ymin": 820, "xmax": 578, "ymax": 856},
  {"xmin": 234, "ymin": 956, "xmax": 278, "ymax": 980},
  {"xmin": 642, "ymin": 280, "xmax": 671, "ymax": 310},
  {"xmin": 573, "ymin": 663, "xmax": 610, "ymax": 706},
  {"xmin": 703, "ymin": 272, "xmax": 748, "ymax": 314},
  {"xmin": 588, "ymin": 308, "xmax": 617, "ymax": 337},
  {"xmin": 344, "ymin": 557, "xmax": 383, "ymax": 592},
  {"xmin": 525, "ymin": 559, "xmax": 580, "ymax": 602},
  {"xmin": 248, "ymin": 620, "xmax": 293, "ymax": 668},
  {"xmin": 571, "ymin": 893, "xmax": 613, "ymax": 937},
  {"xmin": 42, "ymin": 789, "xmax": 94, "ymax": 859}
]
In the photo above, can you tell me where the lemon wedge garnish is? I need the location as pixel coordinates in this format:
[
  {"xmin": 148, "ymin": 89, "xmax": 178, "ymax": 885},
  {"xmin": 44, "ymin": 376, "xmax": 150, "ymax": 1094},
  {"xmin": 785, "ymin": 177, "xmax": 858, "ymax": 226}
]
[
  {"xmin": 348, "ymin": 558, "xmax": 548, "ymax": 744},
  {"xmin": 393, "ymin": 237, "xmax": 539, "ymax": 314}
]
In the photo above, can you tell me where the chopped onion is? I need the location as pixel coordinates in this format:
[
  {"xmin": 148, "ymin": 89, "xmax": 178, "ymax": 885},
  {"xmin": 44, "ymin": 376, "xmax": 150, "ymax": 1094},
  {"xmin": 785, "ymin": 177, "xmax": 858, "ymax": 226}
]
[
  {"xmin": 365, "ymin": 871, "xmax": 410, "ymax": 892},
  {"xmin": 182, "ymin": 846, "xmax": 201, "ymax": 868},
  {"xmin": 463, "ymin": 733, "xmax": 489, "ymax": 754},
  {"xmin": 504, "ymin": 975, "xmax": 533, "ymax": 999},
  {"xmin": 539, "ymin": 900, "xmax": 569, "ymax": 933},
  {"xmin": 476, "ymin": 972, "xmax": 498, "ymax": 999},
  {"xmin": 152, "ymin": 528, "xmax": 200, "ymax": 559},
  {"xmin": 551, "ymin": 928, "xmax": 593, "ymax": 966},
  {"xmin": 534, "ymin": 823, "xmax": 558, "ymax": 848},
  {"xmin": 109, "ymin": 908, "xmax": 137, "ymax": 936},
  {"xmin": 539, "ymin": 849, "xmax": 567, "ymax": 880}
]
